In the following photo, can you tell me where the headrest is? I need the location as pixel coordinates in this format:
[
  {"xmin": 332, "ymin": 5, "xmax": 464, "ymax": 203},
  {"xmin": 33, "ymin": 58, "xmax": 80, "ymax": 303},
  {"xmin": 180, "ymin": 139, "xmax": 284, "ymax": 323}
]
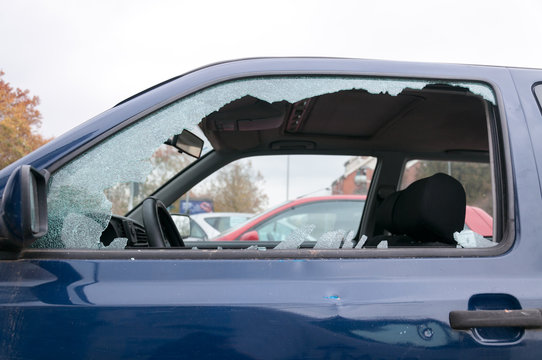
[{"xmin": 376, "ymin": 173, "xmax": 466, "ymax": 244}]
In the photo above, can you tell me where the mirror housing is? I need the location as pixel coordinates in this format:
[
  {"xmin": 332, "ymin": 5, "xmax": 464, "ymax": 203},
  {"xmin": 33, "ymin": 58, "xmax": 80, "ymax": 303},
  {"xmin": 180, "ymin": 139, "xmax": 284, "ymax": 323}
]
[{"xmin": 0, "ymin": 165, "xmax": 48, "ymax": 250}]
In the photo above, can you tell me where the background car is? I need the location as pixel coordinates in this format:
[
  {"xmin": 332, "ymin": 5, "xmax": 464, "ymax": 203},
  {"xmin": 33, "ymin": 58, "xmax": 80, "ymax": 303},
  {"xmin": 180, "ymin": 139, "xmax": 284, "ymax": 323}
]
[
  {"xmin": 215, "ymin": 195, "xmax": 366, "ymax": 242},
  {"xmin": 172, "ymin": 212, "xmax": 252, "ymax": 240},
  {"xmin": 214, "ymin": 196, "xmax": 492, "ymax": 242},
  {"xmin": 464, "ymin": 206, "xmax": 493, "ymax": 237}
]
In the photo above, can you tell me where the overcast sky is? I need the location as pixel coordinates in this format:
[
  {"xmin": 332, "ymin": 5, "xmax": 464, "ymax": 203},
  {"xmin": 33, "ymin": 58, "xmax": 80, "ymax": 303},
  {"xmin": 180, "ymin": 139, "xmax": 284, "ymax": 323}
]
[
  {"xmin": 2, "ymin": 0, "xmax": 542, "ymax": 138},
  {"xmin": 197, "ymin": 155, "xmax": 355, "ymax": 208}
]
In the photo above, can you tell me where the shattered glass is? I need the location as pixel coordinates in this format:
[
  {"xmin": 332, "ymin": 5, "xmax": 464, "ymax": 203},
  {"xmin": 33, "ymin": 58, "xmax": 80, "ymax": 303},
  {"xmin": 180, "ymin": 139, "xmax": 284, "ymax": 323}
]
[
  {"xmin": 355, "ymin": 235, "xmax": 368, "ymax": 249},
  {"xmin": 246, "ymin": 245, "xmax": 267, "ymax": 251},
  {"xmin": 376, "ymin": 240, "xmax": 389, "ymax": 249},
  {"xmin": 341, "ymin": 230, "xmax": 356, "ymax": 249},
  {"xmin": 453, "ymin": 230, "xmax": 496, "ymax": 248},
  {"xmin": 38, "ymin": 76, "xmax": 496, "ymax": 248},
  {"xmin": 314, "ymin": 229, "xmax": 345, "ymax": 249},
  {"xmin": 60, "ymin": 213, "xmax": 105, "ymax": 248},
  {"xmin": 274, "ymin": 225, "xmax": 315, "ymax": 250}
]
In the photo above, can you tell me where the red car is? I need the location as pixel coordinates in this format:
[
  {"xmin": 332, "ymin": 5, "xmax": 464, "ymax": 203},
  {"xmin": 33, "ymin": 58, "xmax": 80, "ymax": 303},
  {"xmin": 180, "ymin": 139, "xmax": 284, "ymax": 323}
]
[
  {"xmin": 215, "ymin": 195, "xmax": 365, "ymax": 241},
  {"xmin": 214, "ymin": 195, "xmax": 492, "ymax": 241},
  {"xmin": 465, "ymin": 205, "xmax": 494, "ymax": 236}
]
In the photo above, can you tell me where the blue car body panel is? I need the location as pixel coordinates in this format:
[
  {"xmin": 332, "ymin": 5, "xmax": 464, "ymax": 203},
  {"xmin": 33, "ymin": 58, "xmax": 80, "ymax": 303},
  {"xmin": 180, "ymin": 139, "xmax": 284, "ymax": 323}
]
[
  {"xmin": 3, "ymin": 254, "xmax": 542, "ymax": 358},
  {"xmin": 1, "ymin": 58, "xmax": 542, "ymax": 359}
]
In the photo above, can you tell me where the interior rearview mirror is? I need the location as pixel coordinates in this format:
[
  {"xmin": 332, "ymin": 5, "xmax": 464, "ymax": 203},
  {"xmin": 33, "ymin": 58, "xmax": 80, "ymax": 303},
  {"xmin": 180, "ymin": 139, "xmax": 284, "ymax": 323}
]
[
  {"xmin": 165, "ymin": 129, "xmax": 204, "ymax": 159},
  {"xmin": 0, "ymin": 165, "xmax": 49, "ymax": 250}
]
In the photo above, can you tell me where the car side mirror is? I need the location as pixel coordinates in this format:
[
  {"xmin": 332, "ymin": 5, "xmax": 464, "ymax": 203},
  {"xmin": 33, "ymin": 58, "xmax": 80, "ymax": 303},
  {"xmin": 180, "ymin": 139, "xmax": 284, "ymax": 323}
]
[
  {"xmin": 240, "ymin": 230, "xmax": 259, "ymax": 241},
  {"xmin": 0, "ymin": 165, "xmax": 49, "ymax": 250},
  {"xmin": 171, "ymin": 214, "xmax": 191, "ymax": 238}
]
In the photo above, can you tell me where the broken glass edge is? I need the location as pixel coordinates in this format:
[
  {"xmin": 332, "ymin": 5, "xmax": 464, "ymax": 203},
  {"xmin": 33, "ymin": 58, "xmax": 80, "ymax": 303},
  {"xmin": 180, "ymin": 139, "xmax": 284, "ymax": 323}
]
[
  {"xmin": 314, "ymin": 229, "xmax": 345, "ymax": 249},
  {"xmin": 40, "ymin": 76, "xmax": 496, "ymax": 249},
  {"xmin": 341, "ymin": 230, "xmax": 356, "ymax": 249},
  {"xmin": 274, "ymin": 224, "xmax": 316, "ymax": 250}
]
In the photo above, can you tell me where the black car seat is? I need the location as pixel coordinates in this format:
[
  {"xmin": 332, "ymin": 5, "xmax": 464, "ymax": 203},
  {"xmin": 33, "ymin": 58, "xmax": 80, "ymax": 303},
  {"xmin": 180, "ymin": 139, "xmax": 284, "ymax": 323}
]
[{"xmin": 364, "ymin": 173, "xmax": 466, "ymax": 247}]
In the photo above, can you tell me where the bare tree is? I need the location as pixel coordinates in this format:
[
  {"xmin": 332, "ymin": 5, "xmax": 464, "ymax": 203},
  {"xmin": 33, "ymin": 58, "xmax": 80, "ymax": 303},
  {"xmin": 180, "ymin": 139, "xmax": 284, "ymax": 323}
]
[{"xmin": 199, "ymin": 160, "xmax": 268, "ymax": 213}]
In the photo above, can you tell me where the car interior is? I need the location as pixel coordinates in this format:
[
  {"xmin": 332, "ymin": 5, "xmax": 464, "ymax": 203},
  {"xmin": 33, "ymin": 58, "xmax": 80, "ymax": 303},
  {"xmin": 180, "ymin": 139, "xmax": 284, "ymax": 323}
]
[{"xmin": 94, "ymin": 81, "xmax": 500, "ymax": 253}]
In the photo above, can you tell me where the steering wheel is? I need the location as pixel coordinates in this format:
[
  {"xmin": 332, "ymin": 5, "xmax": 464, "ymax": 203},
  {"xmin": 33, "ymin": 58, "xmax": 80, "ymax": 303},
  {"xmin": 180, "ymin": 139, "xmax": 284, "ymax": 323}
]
[{"xmin": 142, "ymin": 197, "xmax": 185, "ymax": 248}]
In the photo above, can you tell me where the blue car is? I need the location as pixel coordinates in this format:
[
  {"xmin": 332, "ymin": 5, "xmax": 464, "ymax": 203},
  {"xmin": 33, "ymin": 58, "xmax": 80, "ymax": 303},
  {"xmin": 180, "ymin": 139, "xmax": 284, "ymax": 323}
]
[{"xmin": 1, "ymin": 58, "xmax": 542, "ymax": 359}]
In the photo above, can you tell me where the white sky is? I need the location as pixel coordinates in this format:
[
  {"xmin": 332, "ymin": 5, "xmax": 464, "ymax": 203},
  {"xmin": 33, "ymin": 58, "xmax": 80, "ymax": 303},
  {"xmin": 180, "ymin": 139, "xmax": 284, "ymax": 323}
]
[
  {"xmin": 196, "ymin": 155, "xmax": 354, "ymax": 208},
  {"xmin": 1, "ymin": 0, "xmax": 542, "ymax": 139}
]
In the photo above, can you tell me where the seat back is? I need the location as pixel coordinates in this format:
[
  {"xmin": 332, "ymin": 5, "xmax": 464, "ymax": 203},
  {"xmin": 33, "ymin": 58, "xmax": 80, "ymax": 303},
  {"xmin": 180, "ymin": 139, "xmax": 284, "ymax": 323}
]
[{"xmin": 364, "ymin": 173, "xmax": 466, "ymax": 247}]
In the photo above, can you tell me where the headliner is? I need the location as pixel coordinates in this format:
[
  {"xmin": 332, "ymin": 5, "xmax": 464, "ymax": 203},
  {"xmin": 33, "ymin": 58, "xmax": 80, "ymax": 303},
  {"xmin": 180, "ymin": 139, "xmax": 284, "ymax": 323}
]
[{"xmin": 201, "ymin": 84, "xmax": 490, "ymax": 156}]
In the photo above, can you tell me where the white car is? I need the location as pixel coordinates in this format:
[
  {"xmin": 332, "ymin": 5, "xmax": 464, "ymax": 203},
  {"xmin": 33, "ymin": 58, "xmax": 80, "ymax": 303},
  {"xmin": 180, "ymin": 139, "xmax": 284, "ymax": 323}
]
[{"xmin": 172, "ymin": 212, "xmax": 252, "ymax": 240}]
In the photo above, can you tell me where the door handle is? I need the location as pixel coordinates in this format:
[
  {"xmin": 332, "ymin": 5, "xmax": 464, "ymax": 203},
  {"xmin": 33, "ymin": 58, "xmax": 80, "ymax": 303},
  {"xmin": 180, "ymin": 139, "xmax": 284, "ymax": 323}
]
[{"xmin": 449, "ymin": 308, "xmax": 542, "ymax": 330}]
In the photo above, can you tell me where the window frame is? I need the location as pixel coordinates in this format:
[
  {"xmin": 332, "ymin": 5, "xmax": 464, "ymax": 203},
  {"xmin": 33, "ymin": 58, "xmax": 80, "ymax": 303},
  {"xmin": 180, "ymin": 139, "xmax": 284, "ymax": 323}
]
[
  {"xmin": 12, "ymin": 68, "xmax": 514, "ymax": 259},
  {"xmin": 533, "ymin": 83, "xmax": 542, "ymax": 114}
]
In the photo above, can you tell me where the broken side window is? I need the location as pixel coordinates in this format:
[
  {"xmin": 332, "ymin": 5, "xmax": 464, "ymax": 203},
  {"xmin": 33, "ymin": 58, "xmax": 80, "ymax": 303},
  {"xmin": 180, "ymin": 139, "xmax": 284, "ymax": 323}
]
[{"xmin": 36, "ymin": 76, "xmax": 496, "ymax": 249}]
